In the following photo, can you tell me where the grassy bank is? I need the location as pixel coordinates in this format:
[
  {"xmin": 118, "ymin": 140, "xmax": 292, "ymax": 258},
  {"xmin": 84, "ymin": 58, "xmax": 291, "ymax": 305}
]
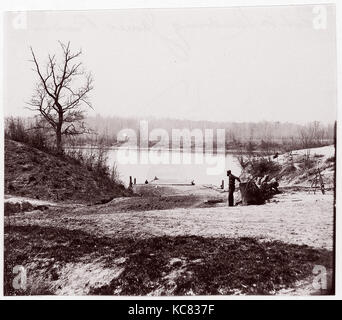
[{"xmin": 4, "ymin": 139, "xmax": 129, "ymax": 204}]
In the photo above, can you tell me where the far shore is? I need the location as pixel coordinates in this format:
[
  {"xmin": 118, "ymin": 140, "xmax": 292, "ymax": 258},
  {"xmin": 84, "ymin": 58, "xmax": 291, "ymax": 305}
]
[{"xmin": 64, "ymin": 144, "xmax": 329, "ymax": 155}]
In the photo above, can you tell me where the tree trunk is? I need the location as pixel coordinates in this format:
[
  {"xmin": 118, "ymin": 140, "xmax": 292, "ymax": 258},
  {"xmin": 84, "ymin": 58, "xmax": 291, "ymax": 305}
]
[
  {"xmin": 56, "ymin": 111, "xmax": 63, "ymax": 154},
  {"xmin": 56, "ymin": 125, "xmax": 62, "ymax": 154}
]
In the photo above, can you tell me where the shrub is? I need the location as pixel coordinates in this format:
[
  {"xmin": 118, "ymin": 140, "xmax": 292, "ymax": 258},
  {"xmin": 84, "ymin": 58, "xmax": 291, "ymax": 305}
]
[
  {"xmin": 64, "ymin": 144, "xmax": 121, "ymax": 186},
  {"xmin": 5, "ymin": 117, "xmax": 27, "ymax": 142},
  {"xmin": 5, "ymin": 117, "xmax": 51, "ymax": 152},
  {"xmin": 299, "ymin": 157, "xmax": 315, "ymax": 170},
  {"xmin": 326, "ymin": 156, "xmax": 335, "ymax": 163},
  {"xmin": 248, "ymin": 157, "xmax": 281, "ymax": 178},
  {"xmin": 279, "ymin": 163, "xmax": 296, "ymax": 176},
  {"xmin": 236, "ymin": 155, "xmax": 249, "ymax": 169}
]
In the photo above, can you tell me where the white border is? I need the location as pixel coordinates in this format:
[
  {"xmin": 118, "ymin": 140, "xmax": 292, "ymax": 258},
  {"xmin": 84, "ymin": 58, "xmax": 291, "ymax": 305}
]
[{"xmin": 0, "ymin": 0, "xmax": 340, "ymax": 300}]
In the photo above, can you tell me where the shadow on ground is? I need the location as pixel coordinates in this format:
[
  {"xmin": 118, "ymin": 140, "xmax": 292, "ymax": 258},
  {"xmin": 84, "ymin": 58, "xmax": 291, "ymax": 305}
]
[{"xmin": 4, "ymin": 225, "xmax": 333, "ymax": 295}]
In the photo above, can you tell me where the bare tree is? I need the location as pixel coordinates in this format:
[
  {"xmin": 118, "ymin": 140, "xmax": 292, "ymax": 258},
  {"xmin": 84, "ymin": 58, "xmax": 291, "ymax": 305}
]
[{"xmin": 27, "ymin": 41, "xmax": 94, "ymax": 153}]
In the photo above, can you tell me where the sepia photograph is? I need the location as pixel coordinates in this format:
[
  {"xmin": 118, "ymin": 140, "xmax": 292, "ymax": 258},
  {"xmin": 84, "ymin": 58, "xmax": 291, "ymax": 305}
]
[{"xmin": 1, "ymin": 1, "xmax": 339, "ymax": 298}]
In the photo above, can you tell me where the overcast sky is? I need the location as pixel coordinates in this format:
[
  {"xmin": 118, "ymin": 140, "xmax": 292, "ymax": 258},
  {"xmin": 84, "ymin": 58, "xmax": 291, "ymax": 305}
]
[{"xmin": 3, "ymin": 5, "xmax": 337, "ymax": 123}]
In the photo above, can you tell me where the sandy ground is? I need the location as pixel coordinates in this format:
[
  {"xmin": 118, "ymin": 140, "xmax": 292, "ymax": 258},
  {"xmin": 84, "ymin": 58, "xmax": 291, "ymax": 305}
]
[
  {"xmin": 276, "ymin": 145, "xmax": 335, "ymax": 189},
  {"xmin": 6, "ymin": 188, "xmax": 334, "ymax": 250},
  {"xmin": 4, "ymin": 186, "xmax": 335, "ymax": 296},
  {"xmin": 4, "ymin": 195, "xmax": 59, "ymax": 206}
]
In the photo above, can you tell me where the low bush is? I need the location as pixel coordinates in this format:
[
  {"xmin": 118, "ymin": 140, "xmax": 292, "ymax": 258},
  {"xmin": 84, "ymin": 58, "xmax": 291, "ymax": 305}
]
[
  {"xmin": 248, "ymin": 157, "xmax": 281, "ymax": 178},
  {"xmin": 326, "ymin": 156, "xmax": 335, "ymax": 163},
  {"xmin": 64, "ymin": 144, "xmax": 121, "ymax": 186},
  {"xmin": 299, "ymin": 158, "xmax": 316, "ymax": 170},
  {"xmin": 5, "ymin": 117, "xmax": 52, "ymax": 153}
]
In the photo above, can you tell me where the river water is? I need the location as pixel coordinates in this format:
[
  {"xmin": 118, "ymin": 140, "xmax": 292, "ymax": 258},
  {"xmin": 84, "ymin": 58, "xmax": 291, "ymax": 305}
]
[{"xmin": 105, "ymin": 148, "xmax": 241, "ymax": 187}]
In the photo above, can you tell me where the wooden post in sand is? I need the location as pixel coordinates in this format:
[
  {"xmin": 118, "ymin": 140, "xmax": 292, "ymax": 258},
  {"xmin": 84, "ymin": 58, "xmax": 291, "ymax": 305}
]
[
  {"xmin": 221, "ymin": 180, "xmax": 224, "ymax": 189},
  {"xmin": 134, "ymin": 178, "xmax": 136, "ymax": 185},
  {"xmin": 129, "ymin": 176, "xmax": 133, "ymax": 188}
]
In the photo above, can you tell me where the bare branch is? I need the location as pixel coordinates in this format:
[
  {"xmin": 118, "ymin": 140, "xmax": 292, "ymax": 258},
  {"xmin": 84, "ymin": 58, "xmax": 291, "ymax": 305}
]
[
  {"xmin": 30, "ymin": 47, "xmax": 56, "ymax": 101},
  {"xmin": 27, "ymin": 41, "xmax": 94, "ymax": 152}
]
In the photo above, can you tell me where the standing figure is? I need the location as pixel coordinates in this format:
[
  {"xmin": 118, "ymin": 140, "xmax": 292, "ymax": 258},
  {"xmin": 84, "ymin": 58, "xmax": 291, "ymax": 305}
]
[{"xmin": 227, "ymin": 170, "xmax": 241, "ymax": 207}]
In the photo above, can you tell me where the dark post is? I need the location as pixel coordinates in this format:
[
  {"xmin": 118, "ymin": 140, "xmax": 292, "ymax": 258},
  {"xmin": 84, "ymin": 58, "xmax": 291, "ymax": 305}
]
[{"xmin": 129, "ymin": 176, "xmax": 133, "ymax": 188}]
